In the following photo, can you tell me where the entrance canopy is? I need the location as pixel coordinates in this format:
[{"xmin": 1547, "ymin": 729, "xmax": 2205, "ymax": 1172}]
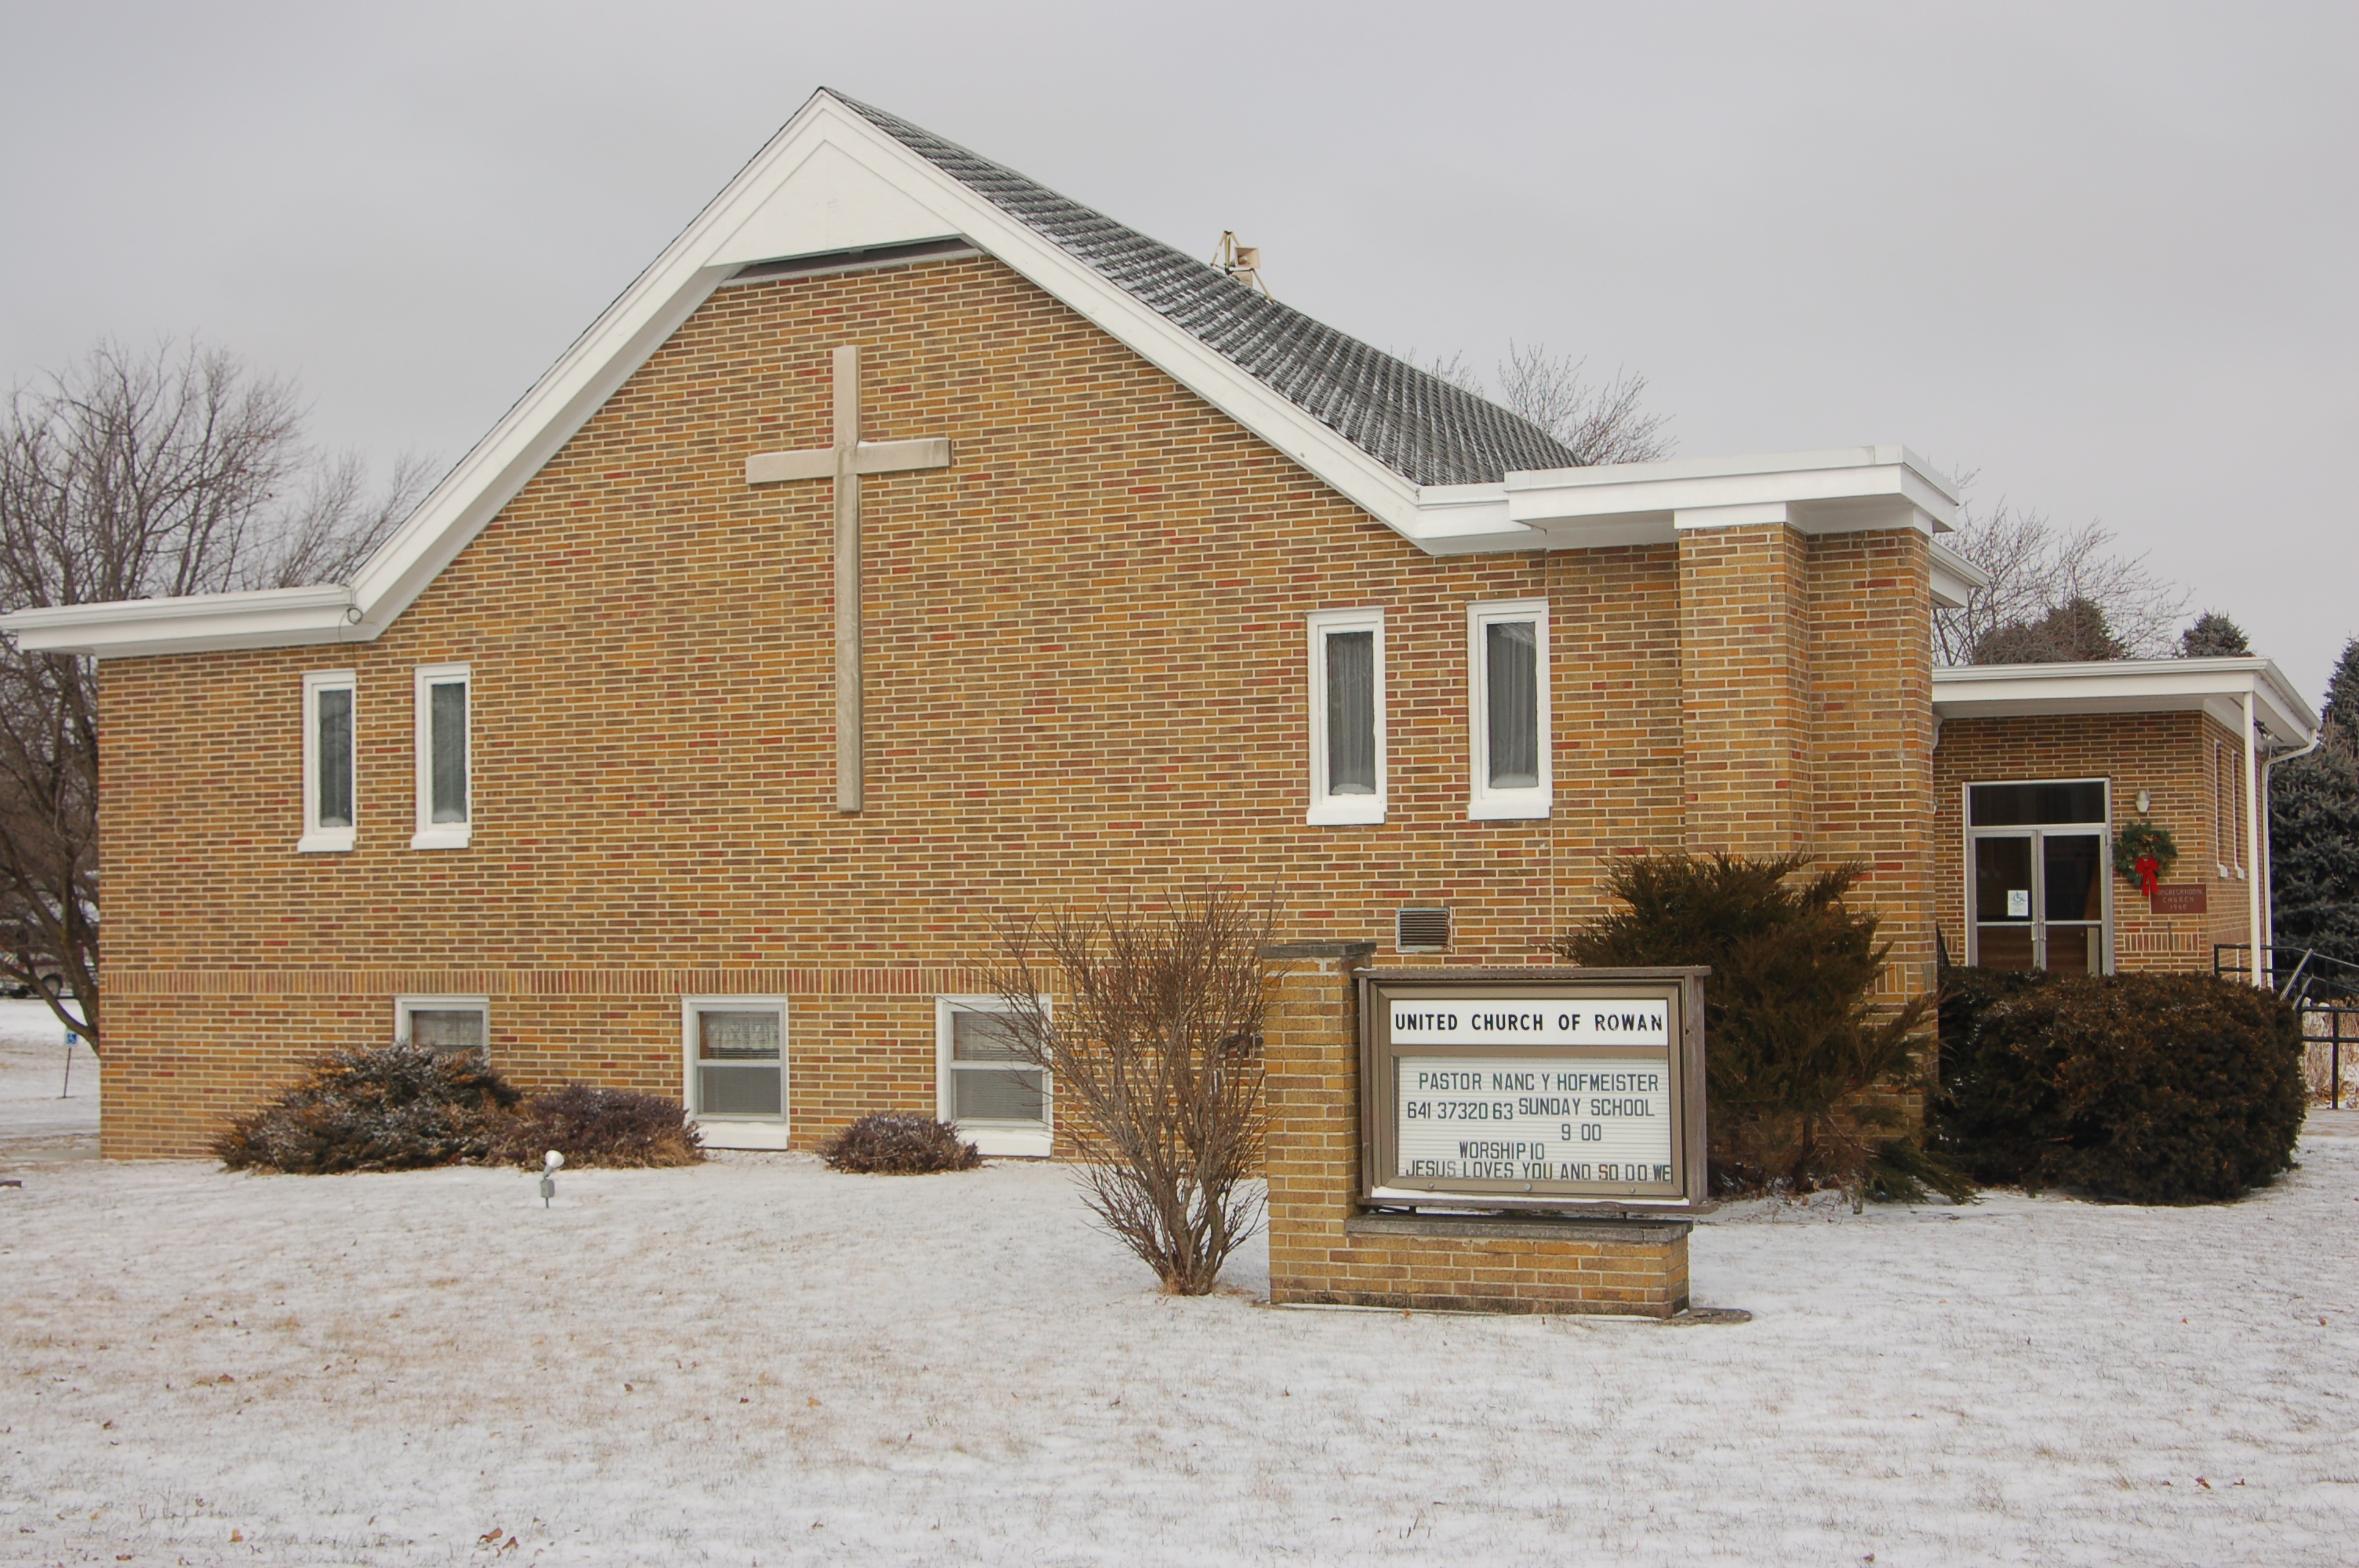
[{"xmin": 1932, "ymin": 658, "xmax": 2317, "ymax": 752}]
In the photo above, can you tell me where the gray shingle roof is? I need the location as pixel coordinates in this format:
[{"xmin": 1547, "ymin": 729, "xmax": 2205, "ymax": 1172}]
[{"xmin": 834, "ymin": 92, "xmax": 1580, "ymax": 488}]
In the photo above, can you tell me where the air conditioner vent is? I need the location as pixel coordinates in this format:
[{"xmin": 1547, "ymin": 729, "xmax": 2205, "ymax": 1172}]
[{"xmin": 1394, "ymin": 907, "xmax": 1452, "ymax": 952}]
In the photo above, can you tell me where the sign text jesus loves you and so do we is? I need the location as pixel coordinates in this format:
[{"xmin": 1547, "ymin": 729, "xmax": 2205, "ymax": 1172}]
[{"xmin": 1389, "ymin": 998, "xmax": 1675, "ymax": 1185}]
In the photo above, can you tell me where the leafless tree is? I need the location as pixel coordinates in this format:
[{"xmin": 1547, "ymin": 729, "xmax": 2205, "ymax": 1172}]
[
  {"xmin": 986, "ymin": 890, "xmax": 1277, "ymax": 1295},
  {"xmin": 1421, "ymin": 343, "xmax": 1674, "ymax": 466},
  {"xmin": 1931, "ymin": 483, "xmax": 2189, "ymax": 666},
  {"xmin": 0, "ymin": 338, "xmax": 428, "ymax": 1045},
  {"xmin": 1496, "ymin": 343, "xmax": 1674, "ymax": 466}
]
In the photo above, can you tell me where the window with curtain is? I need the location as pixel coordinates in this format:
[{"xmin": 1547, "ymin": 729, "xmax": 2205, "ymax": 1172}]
[
  {"xmin": 300, "ymin": 671, "xmax": 356, "ymax": 852},
  {"xmin": 1307, "ymin": 609, "xmax": 1385, "ymax": 824},
  {"xmin": 1468, "ymin": 600, "xmax": 1550, "ymax": 818},
  {"xmin": 1325, "ymin": 631, "xmax": 1376, "ymax": 794},
  {"xmin": 411, "ymin": 664, "xmax": 472, "ymax": 848},
  {"xmin": 429, "ymin": 681, "xmax": 467, "ymax": 823},
  {"xmin": 693, "ymin": 1007, "xmax": 784, "ymax": 1118},
  {"xmin": 937, "ymin": 998, "xmax": 1052, "ymax": 1156}
]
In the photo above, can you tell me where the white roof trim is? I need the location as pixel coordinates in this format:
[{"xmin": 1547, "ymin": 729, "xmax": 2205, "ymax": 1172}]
[
  {"xmin": 1408, "ymin": 446, "xmax": 1965, "ymax": 557},
  {"xmin": 1933, "ymin": 657, "xmax": 2318, "ymax": 750},
  {"xmin": 2, "ymin": 585, "xmax": 361, "ymax": 657},
  {"xmin": 2, "ymin": 92, "xmax": 1966, "ymax": 657},
  {"xmin": 1927, "ymin": 539, "xmax": 1988, "ymax": 611}
]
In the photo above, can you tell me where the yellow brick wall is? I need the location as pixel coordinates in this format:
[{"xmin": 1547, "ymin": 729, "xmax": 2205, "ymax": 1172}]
[
  {"xmin": 94, "ymin": 252, "xmax": 1938, "ymax": 1157},
  {"xmin": 1932, "ymin": 710, "xmax": 2257, "ymax": 975}
]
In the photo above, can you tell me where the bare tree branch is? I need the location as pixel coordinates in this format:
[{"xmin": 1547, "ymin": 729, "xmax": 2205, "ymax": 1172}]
[
  {"xmin": 1495, "ymin": 343, "xmax": 1674, "ymax": 466},
  {"xmin": 1416, "ymin": 343, "xmax": 1674, "ymax": 466},
  {"xmin": 0, "ymin": 336, "xmax": 430, "ymax": 1046},
  {"xmin": 1932, "ymin": 478, "xmax": 2190, "ymax": 666}
]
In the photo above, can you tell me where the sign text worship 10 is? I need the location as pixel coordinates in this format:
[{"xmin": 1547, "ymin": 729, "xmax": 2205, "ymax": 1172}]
[{"xmin": 1357, "ymin": 968, "xmax": 1708, "ymax": 1215}]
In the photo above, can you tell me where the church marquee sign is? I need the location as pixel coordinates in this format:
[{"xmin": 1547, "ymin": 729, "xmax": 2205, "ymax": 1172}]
[{"xmin": 1358, "ymin": 968, "xmax": 1709, "ymax": 1215}]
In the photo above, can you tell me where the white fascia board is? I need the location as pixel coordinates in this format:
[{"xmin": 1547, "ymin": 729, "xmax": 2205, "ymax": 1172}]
[
  {"xmin": 1932, "ymin": 658, "xmax": 2318, "ymax": 748},
  {"xmin": 1404, "ymin": 484, "xmax": 1540, "ymax": 554},
  {"xmin": 1927, "ymin": 539, "xmax": 1990, "ymax": 611},
  {"xmin": 1498, "ymin": 446, "xmax": 1961, "ymax": 534},
  {"xmin": 2, "ymin": 585, "xmax": 358, "ymax": 658}
]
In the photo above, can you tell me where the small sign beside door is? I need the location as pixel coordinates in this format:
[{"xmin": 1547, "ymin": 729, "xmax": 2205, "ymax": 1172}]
[{"xmin": 2150, "ymin": 884, "xmax": 2208, "ymax": 915}]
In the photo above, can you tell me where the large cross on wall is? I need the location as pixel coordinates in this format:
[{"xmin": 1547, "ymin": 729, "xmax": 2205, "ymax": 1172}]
[{"xmin": 745, "ymin": 345, "xmax": 951, "ymax": 813}]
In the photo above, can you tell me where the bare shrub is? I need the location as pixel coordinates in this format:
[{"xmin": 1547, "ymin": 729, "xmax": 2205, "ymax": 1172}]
[
  {"xmin": 490, "ymin": 1083, "xmax": 703, "ymax": 1169},
  {"xmin": 820, "ymin": 1112, "xmax": 982, "ymax": 1174},
  {"xmin": 213, "ymin": 1043, "xmax": 520, "ymax": 1174},
  {"xmin": 987, "ymin": 891, "xmax": 1274, "ymax": 1295}
]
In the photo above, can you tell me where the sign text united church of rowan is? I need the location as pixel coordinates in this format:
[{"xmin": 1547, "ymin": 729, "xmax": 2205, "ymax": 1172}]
[{"xmin": 1390, "ymin": 1000, "xmax": 1675, "ymax": 1185}]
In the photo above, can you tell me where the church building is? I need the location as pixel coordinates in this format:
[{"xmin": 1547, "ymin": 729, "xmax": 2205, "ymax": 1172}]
[{"xmin": 7, "ymin": 91, "xmax": 2317, "ymax": 1158}]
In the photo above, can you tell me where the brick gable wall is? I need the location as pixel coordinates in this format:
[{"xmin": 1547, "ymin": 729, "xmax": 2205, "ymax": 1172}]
[{"xmin": 95, "ymin": 253, "xmax": 1936, "ymax": 1156}]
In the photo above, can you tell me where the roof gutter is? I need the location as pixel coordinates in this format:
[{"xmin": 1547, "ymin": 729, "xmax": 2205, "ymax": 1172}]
[{"xmin": 4, "ymin": 585, "xmax": 362, "ymax": 658}]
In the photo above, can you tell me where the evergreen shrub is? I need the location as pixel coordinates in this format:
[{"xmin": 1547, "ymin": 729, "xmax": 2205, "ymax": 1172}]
[
  {"xmin": 820, "ymin": 1112, "xmax": 983, "ymax": 1174},
  {"xmin": 490, "ymin": 1083, "xmax": 704, "ymax": 1169},
  {"xmin": 213, "ymin": 1043, "xmax": 522, "ymax": 1174},
  {"xmin": 1936, "ymin": 969, "xmax": 2305, "ymax": 1203},
  {"xmin": 1554, "ymin": 853, "xmax": 1957, "ymax": 1197}
]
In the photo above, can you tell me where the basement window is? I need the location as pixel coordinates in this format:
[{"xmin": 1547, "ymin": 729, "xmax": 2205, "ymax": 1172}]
[
  {"xmin": 682, "ymin": 998, "xmax": 789, "ymax": 1149},
  {"xmin": 299, "ymin": 670, "xmax": 356, "ymax": 853},
  {"xmin": 937, "ymin": 996, "xmax": 1052, "ymax": 1157},
  {"xmin": 394, "ymin": 996, "xmax": 489, "ymax": 1059},
  {"xmin": 1307, "ymin": 608, "xmax": 1385, "ymax": 826}
]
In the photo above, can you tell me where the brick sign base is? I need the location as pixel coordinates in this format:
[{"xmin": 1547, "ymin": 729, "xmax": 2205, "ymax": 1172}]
[{"xmin": 1263, "ymin": 949, "xmax": 1692, "ymax": 1317}]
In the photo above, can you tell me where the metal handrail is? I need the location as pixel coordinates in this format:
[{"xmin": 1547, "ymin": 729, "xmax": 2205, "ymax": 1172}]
[
  {"xmin": 2309, "ymin": 1005, "xmax": 2357, "ymax": 1111},
  {"xmin": 2215, "ymin": 945, "xmax": 2359, "ymax": 1003}
]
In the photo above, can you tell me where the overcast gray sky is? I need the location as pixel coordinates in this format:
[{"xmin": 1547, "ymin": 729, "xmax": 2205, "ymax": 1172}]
[{"xmin": 4, "ymin": 1, "xmax": 2351, "ymax": 702}]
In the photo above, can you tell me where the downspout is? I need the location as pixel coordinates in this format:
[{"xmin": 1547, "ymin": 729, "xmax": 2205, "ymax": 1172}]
[
  {"xmin": 2244, "ymin": 691, "xmax": 2264, "ymax": 987},
  {"xmin": 2259, "ymin": 724, "xmax": 2325, "ymax": 964}
]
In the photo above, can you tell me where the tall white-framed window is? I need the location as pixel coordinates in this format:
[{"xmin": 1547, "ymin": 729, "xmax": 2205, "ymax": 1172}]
[
  {"xmin": 394, "ymin": 995, "xmax": 489, "ymax": 1058},
  {"xmin": 1467, "ymin": 598, "xmax": 1550, "ymax": 819},
  {"xmin": 1307, "ymin": 608, "xmax": 1385, "ymax": 825},
  {"xmin": 411, "ymin": 663, "xmax": 471, "ymax": 850},
  {"xmin": 2215, "ymin": 741, "xmax": 2243, "ymax": 877},
  {"xmin": 936, "ymin": 996, "xmax": 1052, "ymax": 1157},
  {"xmin": 681, "ymin": 996, "xmax": 788, "ymax": 1151},
  {"xmin": 300, "ymin": 670, "xmax": 357, "ymax": 853}
]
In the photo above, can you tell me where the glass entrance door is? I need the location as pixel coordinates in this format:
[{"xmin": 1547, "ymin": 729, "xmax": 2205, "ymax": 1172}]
[
  {"xmin": 1965, "ymin": 779, "xmax": 2113, "ymax": 975},
  {"xmin": 1973, "ymin": 835, "xmax": 2037, "ymax": 970},
  {"xmin": 1970, "ymin": 828, "xmax": 2110, "ymax": 972},
  {"xmin": 2041, "ymin": 833, "xmax": 2105, "ymax": 975}
]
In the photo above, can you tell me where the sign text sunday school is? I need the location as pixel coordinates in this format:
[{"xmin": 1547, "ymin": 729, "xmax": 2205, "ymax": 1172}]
[{"xmin": 1389, "ymin": 999, "xmax": 1675, "ymax": 1185}]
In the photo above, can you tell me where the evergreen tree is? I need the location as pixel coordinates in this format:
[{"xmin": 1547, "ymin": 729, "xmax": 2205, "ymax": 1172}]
[
  {"xmin": 2271, "ymin": 637, "xmax": 2359, "ymax": 991},
  {"xmin": 2179, "ymin": 611, "xmax": 2251, "ymax": 657},
  {"xmin": 1972, "ymin": 596, "xmax": 2127, "ymax": 663}
]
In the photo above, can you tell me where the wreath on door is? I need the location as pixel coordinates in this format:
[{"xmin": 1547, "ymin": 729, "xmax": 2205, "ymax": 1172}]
[{"xmin": 2113, "ymin": 818, "xmax": 2179, "ymax": 899}]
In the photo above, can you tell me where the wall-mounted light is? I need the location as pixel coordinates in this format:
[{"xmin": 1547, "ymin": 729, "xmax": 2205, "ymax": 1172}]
[{"xmin": 2137, "ymin": 789, "xmax": 2151, "ymax": 814}]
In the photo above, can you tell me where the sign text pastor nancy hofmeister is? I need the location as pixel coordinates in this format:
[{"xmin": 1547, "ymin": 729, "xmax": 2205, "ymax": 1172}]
[{"xmin": 1389, "ymin": 999, "xmax": 1674, "ymax": 1185}]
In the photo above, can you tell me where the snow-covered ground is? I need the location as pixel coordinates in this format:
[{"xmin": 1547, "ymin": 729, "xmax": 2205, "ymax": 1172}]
[
  {"xmin": 0, "ymin": 997, "xmax": 97, "ymax": 1163},
  {"xmin": 3, "ymin": 1034, "xmax": 2355, "ymax": 1566}
]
